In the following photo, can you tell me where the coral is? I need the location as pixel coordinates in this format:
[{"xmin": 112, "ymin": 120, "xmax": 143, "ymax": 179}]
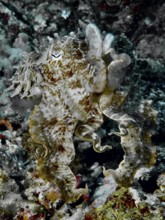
[
  {"xmin": 154, "ymin": 173, "xmax": 165, "ymax": 205},
  {"xmin": 14, "ymin": 208, "xmax": 46, "ymax": 220},
  {"xmin": 0, "ymin": 118, "xmax": 13, "ymax": 131},
  {"xmin": 24, "ymin": 171, "xmax": 62, "ymax": 210},
  {"xmin": 85, "ymin": 187, "xmax": 164, "ymax": 220},
  {"xmin": 157, "ymin": 173, "xmax": 165, "ymax": 193},
  {"xmin": 92, "ymin": 175, "xmax": 118, "ymax": 208},
  {"xmin": 51, "ymin": 206, "xmax": 85, "ymax": 220},
  {"xmin": 0, "ymin": 168, "xmax": 43, "ymax": 218},
  {"xmin": 9, "ymin": 23, "xmax": 156, "ymax": 203},
  {"xmin": 0, "ymin": 123, "xmax": 31, "ymax": 177}
]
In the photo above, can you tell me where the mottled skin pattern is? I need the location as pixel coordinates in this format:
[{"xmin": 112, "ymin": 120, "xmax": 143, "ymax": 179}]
[
  {"xmin": 30, "ymin": 41, "xmax": 92, "ymax": 199},
  {"xmin": 28, "ymin": 35, "xmax": 115, "ymax": 202},
  {"xmin": 9, "ymin": 24, "xmax": 156, "ymax": 203}
]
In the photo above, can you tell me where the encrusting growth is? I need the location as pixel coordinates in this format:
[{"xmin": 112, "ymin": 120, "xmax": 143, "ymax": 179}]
[{"xmin": 8, "ymin": 23, "xmax": 156, "ymax": 202}]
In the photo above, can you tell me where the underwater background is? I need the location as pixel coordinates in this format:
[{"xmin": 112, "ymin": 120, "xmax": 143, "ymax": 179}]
[{"xmin": 0, "ymin": 0, "xmax": 165, "ymax": 219}]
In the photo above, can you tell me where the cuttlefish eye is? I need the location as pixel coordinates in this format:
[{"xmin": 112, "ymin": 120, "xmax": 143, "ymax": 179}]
[{"xmin": 51, "ymin": 51, "xmax": 63, "ymax": 60}]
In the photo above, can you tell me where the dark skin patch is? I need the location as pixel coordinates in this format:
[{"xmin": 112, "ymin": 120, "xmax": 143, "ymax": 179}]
[
  {"xmin": 45, "ymin": 118, "xmax": 58, "ymax": 127},
  {"xmin": 79, "ymin": 96, "xmax": 91, "ymax": 107},
  {"xmin": 75, "ymin": 49, "xmax": 83, "ymax": 59},
  {"xmin": 70, "ymin": 80, "xmax": 82, "ymax": 89},
  {"xmin": 66, "ymin": 71, "xmax": 74, "ymax": 77},
  {"xmin": 57, "ymin": 144, "xmax": 66, "ymax": 152},
  {"xmin": 80, "ymin": 41, "xmax": 89, "ymax": 53}
]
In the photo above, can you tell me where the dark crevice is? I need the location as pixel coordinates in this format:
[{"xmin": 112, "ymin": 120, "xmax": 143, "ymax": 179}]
[
  {"xmin": 0, "ymin": 0, "xmax": 35, "ymax": 35},
  {"xmin": 138, "ymin": 175, "xmax": 159, "ymax": 193}
]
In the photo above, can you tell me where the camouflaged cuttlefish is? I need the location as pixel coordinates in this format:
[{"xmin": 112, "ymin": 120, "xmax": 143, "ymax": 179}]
[{"xmin": 8, "ymin": 24, "xmax": 156, "ymax": 202}]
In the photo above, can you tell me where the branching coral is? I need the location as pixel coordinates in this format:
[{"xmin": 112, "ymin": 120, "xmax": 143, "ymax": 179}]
[{"xmin": 8, "ymin": 23, "xmax": 156, "ymax": 203}]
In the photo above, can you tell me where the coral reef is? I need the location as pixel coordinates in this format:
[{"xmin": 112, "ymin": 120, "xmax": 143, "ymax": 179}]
[
  {"xmin": 85, "ymin": 187, "xmax": 164, "ymax": 220},
  {"xmin": 0, "ymin": 0, "xmax": 164, "ymax": 219}
]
